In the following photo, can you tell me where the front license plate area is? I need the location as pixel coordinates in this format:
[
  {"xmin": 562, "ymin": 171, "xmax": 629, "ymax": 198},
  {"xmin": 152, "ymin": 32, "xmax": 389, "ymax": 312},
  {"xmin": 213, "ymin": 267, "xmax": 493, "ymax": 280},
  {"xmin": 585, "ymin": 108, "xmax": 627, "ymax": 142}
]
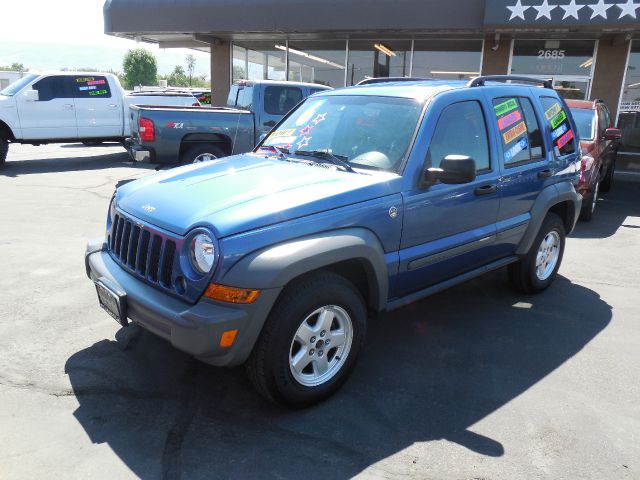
[{"xmin": 95, "ymin": 278, "xmax": 128, "ymax": 327}]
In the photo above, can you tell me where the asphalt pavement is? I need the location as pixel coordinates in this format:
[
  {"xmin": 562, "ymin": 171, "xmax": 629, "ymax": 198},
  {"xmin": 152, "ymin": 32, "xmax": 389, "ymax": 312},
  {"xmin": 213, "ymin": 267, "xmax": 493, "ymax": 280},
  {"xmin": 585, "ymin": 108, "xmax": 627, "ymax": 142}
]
[{"xmin": 0, "ymin": 144, "xmax": 639, "ymax": 480}]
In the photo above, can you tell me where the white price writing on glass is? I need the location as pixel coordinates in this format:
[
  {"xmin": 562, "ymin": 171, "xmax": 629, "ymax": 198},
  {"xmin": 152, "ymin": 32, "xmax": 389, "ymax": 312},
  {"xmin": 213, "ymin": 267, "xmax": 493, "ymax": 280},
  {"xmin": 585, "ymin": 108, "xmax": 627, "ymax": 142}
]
[{"xmin": 538, "ymin": 50, "xmax": 566, "ymax": 60}]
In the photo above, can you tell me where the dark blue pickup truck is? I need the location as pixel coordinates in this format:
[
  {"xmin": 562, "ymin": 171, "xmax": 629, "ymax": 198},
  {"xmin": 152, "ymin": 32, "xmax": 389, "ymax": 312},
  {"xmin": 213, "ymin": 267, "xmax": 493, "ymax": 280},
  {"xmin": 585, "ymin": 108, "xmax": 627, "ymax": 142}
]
[
  {"xmin": 126, "ymin": 80, "xmax": 330, "ymax": 165},
  {"xmin": 87, "ymin": 76, "xmax": 582, "ymax": 407}
]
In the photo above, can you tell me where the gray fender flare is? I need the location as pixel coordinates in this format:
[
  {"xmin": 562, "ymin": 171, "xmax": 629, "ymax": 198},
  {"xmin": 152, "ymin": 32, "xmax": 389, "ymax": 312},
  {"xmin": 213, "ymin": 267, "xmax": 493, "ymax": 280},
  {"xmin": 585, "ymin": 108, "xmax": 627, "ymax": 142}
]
[
  {"xmin": 222, "ymin": 228, "xmax": 389, "ymax": 312},
  {"xmin": 516, "ymin": 182, "xmax": 581, "ymax": 256}
]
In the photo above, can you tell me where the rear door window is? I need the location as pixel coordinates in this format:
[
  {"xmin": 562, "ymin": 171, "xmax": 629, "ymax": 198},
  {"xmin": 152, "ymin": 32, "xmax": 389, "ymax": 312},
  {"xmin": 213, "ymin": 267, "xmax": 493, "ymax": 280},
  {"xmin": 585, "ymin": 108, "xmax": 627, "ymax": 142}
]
[
  {"xmin": 73, "ymin": 76, "xmax": 111, "ymax": 99},
  {"xmin": 492, "ymin": 96, "xmax": 546, "ymax": 166},
  {"xmin": 264, "ymin": 86, "xmax": 303, "ymax": 116},
  {"xmin": 540, "ymin": 96, "xmax": 577, "ymax": 156},
  {"xmin": 32, "ymin": 76, "xmax": 73, "ymax": 101}
]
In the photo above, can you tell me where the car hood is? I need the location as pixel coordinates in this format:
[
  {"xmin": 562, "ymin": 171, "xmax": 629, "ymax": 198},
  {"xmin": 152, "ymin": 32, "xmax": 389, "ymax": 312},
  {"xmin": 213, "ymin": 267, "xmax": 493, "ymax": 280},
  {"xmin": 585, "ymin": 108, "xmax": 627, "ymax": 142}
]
[{"xmin": 116, "ymin": 154, "xmax": 400, "ymax": 237}]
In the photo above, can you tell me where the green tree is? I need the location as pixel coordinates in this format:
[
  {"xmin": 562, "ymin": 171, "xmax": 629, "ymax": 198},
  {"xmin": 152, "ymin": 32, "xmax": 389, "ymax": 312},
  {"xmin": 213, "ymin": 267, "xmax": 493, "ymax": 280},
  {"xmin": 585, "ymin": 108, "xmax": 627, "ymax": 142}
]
[
  {"xmin": 0, "ymin": 62, "xmax": 27, "ymax": 72},
  {"xmin": 186, "ymin": 54, "xmax": 196, "ymax": 87},
  {"xmin": 122, "ymin": 48, "xmax": 158, "ymax": 89},
  {"xmin": 167, "ymin": 65, "xmax": 188, "ymax": 87}
]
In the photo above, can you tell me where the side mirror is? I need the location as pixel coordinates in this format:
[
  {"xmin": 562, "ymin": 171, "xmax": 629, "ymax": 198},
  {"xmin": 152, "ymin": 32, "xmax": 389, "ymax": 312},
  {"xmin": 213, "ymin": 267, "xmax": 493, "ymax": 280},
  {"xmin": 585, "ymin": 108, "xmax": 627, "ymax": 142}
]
[
  {"xmin": 421, "ymin": 155, "xmax": 477, "ymax": 188},
  {"xmin": 23, "ymin": 89, "xmax": 39, "ymax": 102},
  {"xmin": 604, "ymin": 128, "xmax": 622, "ymax": 141}
]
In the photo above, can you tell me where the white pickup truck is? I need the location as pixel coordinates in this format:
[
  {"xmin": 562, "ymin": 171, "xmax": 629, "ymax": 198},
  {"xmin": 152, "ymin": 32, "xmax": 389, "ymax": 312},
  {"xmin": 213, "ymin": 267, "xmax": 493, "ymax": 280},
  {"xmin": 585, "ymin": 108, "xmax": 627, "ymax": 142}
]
[{"xmin": 0, "ymin": 72, "xmax": 199, "ymax": 167}]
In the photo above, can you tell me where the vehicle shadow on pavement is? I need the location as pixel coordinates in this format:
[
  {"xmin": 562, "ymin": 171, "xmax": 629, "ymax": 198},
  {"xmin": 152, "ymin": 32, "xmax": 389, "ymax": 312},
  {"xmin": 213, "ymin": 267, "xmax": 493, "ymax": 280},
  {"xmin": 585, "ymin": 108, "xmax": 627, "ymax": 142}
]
[
  {"xmin": 571, "ymin": 180, "xmax": 640, "ymax": 239},
  {"xmin": 65, "ymin": 271, "xmax": 611, "ymax": 480},
  {"xmin": 1, "ymin": 152, "xmax": 154, "ymax": 177}
]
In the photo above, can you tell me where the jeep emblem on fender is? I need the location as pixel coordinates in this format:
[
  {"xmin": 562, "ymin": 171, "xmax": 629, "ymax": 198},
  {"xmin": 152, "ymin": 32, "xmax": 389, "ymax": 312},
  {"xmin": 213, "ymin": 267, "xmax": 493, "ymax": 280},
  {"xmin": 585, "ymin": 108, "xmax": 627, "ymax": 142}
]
[
  {"xmin": 141, "ymin": 204, "xmax": 156, "ymax": 213},
  {"xmin": 389, "ymin": 206, "xmax": 398, "ymax": 219}
]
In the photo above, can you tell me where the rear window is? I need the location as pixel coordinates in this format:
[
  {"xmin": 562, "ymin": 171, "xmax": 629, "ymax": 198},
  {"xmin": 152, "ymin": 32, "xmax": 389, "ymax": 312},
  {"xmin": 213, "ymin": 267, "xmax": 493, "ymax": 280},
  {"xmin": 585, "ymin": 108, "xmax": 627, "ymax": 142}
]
[
  {"xmin": 264, "ymin": 86, "xmax": 303, "ymax": 116},
  {"xmin": 73, "ymin": 76, "xmax": 111, "ymax": 99},
  {"xmin": 540, "ymin": 97, "xmax": 577, "ymax": 156}
]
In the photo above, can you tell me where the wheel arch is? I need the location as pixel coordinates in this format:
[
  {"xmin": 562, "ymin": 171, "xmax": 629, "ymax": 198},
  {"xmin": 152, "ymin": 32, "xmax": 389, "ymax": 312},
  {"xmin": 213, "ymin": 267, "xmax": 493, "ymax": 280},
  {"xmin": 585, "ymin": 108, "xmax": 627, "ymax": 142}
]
[
  {"xmin": 179, "ymin": 133, "xmax": 233, "ymax": 159},
  {"xmin": 0, "ymin": 120, "xmax": 16, "ymax": 141}
]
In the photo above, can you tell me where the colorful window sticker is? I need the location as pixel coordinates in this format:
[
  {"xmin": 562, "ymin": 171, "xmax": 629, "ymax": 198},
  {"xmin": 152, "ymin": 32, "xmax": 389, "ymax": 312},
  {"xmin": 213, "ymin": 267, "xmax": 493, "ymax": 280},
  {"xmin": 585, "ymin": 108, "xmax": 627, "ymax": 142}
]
[
  {"xmin": 498, "ymin": 110, "xmax": 523, "ymax": 131},
  {"xmin": 504, "ymin": 137, "xmax": 528, "ymax": 162},
  {"xmin": 78, "ymin": 86, "xmax": 97, "ymax": 91},
  {"xmin": 502, "ymin": 121, "xmax": 527, "ymax": 144},
  {"xmin": 494, "ymin": 98, "xmax": 518, "ymax": 117},
  {"xmin": 88, "ymin": 89, "xmax": 108, "ymax": 96},
  {"xmin": 550, "ymin": 110, "xmax": 567, "ymax": 130},
  {"xmin": 87, "ymin": 79, "xmax": 106, "ymax": 86},
  {"xmin": 269, "ymin": 129, "xmax": 297, "ymax": 139},
  {"xmin": 551, "ymin": 123, "xmax": 568, "ymax": 141},
  {"xmin": 556, "ymin": 129, "xmax": 574, "ymax": 149},
  {"xmin": 544, "ymin": 103, "xmax": 562, "ymax": 121},
  {"xmin": 75, "ymin": 77, "xmax": 95, "ymax": 83}
]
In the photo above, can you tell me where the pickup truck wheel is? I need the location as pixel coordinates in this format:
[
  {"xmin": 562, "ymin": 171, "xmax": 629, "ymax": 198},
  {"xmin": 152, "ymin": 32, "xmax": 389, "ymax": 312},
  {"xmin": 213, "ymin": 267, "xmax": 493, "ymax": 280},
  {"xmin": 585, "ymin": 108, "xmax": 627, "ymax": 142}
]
[
  {"xmin": 508, "ymin": 213, "xmax": 565, "ymax": 294},
  {"xmin": 180, "ymin": 143, "xmax": 225, "ymax": 165},
  {"xmin": 0, "ymin": 137, "xmax": 8, "ymax": 168},
  {"xmin": 246, "ymin": 272, "xmax": 366, "ymax": 407}
]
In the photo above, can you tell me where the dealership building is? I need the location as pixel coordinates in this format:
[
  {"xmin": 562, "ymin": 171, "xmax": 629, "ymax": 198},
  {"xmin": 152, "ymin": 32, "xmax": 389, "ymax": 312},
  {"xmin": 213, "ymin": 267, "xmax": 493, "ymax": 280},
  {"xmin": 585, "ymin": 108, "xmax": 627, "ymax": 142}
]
[{"xmin": 104, "ymin": 0, "xmax": 640, "ymax": 121}]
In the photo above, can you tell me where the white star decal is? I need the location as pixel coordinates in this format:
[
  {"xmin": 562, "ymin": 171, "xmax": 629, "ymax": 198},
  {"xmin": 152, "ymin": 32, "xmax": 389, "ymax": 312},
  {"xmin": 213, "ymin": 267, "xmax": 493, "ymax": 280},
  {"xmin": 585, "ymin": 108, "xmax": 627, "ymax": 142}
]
[
  {"xmin": 560, "ymin": 0, "xmax": 584, "ymax": 19},
  {"xmin": 617, "ymin": 0, "xmax": 639, "ymax": 18},
  {"xmin": 534, "ymin": 0, "xmax": 557, "ymax": 19},
  {"xmin": 589, "ymin": 0, "xmax": 613, "ymax": 18},
  {"xmin": 507, "ymin": 0, "xmax": 531, "ymax": 20},
  {"xmin": 296, "ymin": 136, "xmax": 311, "ymax": 150}
]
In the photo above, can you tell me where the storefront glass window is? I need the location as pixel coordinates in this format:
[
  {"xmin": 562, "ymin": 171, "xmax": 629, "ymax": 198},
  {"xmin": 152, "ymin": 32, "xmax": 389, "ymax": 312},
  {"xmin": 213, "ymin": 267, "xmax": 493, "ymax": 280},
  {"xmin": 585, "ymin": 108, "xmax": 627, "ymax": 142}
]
[
  {"xmin": 621, "ymin": 41, "xmax": 640, "ymax": 107},
  {"xmin": 346, "ymin": 40, "xmax": 412, "ymax": 86},
  {"xmin": 511, "ymin": 40, "xmax": 595, "ymax": 77},
  {"xmin": 412, "ymin": 40, "xmax": 483, "ymax": 80},
  {"xmin": 286, "ymin": 41, "xmax": 346, "ymax": 88},
  {"xmin": 232, "ymin": 42, "xmax": 286, "ymax": 82}
]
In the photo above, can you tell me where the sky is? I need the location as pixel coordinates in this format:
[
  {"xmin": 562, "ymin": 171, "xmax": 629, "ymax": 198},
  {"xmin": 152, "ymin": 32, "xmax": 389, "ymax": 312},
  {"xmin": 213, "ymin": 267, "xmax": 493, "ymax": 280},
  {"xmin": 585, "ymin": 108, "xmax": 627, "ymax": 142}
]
[{"xmin": 0, "ymin": 0, "xmax": 210, "ymax": 77}]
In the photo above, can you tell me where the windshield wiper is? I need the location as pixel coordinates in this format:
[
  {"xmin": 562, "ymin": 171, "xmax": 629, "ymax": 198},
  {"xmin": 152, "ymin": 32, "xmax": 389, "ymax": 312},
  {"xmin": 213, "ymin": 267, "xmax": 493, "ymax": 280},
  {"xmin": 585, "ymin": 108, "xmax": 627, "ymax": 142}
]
[{"xmin": 294, "ymin": 150, "xmax": 357, "ymax": 173}]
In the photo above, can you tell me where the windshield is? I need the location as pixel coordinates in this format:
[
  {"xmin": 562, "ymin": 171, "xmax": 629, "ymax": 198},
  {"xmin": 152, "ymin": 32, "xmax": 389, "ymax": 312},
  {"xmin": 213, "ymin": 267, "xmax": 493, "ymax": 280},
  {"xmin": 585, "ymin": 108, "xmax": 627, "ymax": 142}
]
[
  {"xmin": 261, "ymin": 95, "xmax": 424, "ymax": 173},
  {"xmin": 570, "ymin": 108, "xmax": 595, "ymax": 141},
  {"xmin": 0, "ymin": 74, "xmax": 38, "ymax": 97}
]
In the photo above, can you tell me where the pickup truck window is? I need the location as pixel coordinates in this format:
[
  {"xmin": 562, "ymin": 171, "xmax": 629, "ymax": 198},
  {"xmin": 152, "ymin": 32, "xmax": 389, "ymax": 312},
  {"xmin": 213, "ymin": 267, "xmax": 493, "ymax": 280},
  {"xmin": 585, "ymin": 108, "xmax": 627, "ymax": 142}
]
[
  {"xmin": 0, "ymin": 73, "xmax": 38, "ymax": 96},
  {"xmin": 236, "ymin": 86, "xmax": 253, "ymax": 110},
  {"xmin": 72, "ymin": 76, "xmax": 112, "ymax": 99},
  {"xmin": 492, "ymin": 97, "xmax": 545, "ymax": 166},
  {"xmin": 264, "ymin": 86, "xmax": 303, "ymax": 116},
  {"xmin": 540, "ymin": 96, "xmax": 576, "ymax": 156},
  {"xmin": 427, "ymin": 101, "xmax": 490, "ymax": 171},
  {"xmin": 262, "ymin": 95, "xmax": 423, "ymax": 172},
  {"xmin": 33, "ymin": 76, "xmax": 73, "ymax": 101}
]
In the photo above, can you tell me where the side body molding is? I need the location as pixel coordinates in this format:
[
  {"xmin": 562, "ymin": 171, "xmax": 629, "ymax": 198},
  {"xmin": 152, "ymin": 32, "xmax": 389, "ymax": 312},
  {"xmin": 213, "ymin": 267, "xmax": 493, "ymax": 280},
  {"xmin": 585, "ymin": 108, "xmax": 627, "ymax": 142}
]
[{"xmin": 222, "ymin": 228, "xmax": 389, "ymax": 312}]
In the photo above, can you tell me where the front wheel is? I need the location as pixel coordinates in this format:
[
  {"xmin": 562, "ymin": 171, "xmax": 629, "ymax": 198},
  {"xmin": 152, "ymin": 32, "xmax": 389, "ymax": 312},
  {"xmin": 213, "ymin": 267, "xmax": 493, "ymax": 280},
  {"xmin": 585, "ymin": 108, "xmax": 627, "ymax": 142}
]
[
  {"xmin": 599, "ymin": 157, "xmax": 616, "ymax": 193},
  {"xmin": 246, "ymin": 272, "xmax": 367, "ymax": 407},
  {"xmin": 579, "ymin": 178, "xmax": 599, "ymax": 222},
  {"xmin": 509, "ymin": 212, "xmax": 566, "ymax": 294}
]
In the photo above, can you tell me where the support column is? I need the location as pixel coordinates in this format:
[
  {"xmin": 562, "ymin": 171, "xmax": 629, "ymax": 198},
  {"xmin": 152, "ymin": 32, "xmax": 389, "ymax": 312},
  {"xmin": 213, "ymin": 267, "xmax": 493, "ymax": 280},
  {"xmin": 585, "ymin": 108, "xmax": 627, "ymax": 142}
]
[
  {"xmin": 591, "ymin": 36, "xmax": 631, "ymax": 120},
  {"xmin": 481, "ymin": 34, "xmax": 512, "ymax": 76},
  {"xmin": 210, "ymin": 40, "xmax": 231, "ymax": 106}
]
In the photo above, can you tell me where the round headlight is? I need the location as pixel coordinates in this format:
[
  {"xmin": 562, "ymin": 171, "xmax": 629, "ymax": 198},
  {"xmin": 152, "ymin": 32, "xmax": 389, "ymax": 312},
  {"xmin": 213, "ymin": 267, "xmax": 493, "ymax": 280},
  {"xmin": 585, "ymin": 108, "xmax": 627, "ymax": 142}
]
[{"xmin": 191, "ymin": 233, "xmax": 215, "ymax": 274}]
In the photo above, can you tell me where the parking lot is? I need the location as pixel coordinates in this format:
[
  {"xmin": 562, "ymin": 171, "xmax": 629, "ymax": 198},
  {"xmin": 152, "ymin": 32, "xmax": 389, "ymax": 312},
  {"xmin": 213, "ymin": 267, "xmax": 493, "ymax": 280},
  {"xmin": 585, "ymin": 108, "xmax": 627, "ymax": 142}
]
[{"xmin": 0, "ymin": 143, "xmax": 639, "ymax": 480}]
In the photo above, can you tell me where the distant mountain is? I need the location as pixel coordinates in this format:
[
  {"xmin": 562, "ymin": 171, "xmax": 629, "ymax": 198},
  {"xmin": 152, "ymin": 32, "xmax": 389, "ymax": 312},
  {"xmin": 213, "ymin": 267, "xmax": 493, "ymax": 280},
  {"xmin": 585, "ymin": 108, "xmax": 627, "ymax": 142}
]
[{"xmin": 0, "ymin": 41, "xmax": 210, "ymax": 78}]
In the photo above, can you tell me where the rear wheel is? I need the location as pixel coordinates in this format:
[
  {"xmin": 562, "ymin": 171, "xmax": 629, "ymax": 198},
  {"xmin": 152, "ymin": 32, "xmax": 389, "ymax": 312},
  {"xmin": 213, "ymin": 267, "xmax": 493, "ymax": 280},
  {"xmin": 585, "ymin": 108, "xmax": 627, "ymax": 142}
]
[
  {"xmin": 180, "ymin": 143, "xmax": 225, "ymax": 165},
  {"xmin": 599, "ymin": 157, "xmax": 615, "ymax": 193},
  {"xmin": 246, "ymin": 272, "xmax": 367, "ymax": 407},
  {"xmin": 0, "ymin": 137, "xmax": 8, "ymax": 168},
  {"xmin": 579, "ymin": 178, "xmax": 599, "ymax": 222},
  {"xmin": 509, "ymin": 213, "xmax": 565, "ymax": 294}
]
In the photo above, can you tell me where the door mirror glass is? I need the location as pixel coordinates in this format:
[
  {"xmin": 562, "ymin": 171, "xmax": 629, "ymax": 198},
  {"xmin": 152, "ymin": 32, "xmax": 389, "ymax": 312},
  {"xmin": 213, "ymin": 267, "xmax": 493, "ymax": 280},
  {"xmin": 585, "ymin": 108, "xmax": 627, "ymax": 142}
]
[
  {"xmin": 604, "ymin": 128, "xmax": 622, "ymax": 141},
  {"xmin": 422, "ymin": 155, "xmax": 477, "ymax": 186},
  {"xmin": 23, "ymin": 89, "xmax": 39, "ymax": 102}
]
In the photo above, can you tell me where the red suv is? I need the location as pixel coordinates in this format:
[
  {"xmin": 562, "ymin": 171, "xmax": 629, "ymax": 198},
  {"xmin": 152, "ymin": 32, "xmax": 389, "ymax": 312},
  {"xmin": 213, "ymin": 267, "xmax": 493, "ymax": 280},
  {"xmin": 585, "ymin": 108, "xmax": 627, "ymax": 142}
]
[{"xmin": 567, "ymin": 99, "xmax": 622, "ymax": 221}]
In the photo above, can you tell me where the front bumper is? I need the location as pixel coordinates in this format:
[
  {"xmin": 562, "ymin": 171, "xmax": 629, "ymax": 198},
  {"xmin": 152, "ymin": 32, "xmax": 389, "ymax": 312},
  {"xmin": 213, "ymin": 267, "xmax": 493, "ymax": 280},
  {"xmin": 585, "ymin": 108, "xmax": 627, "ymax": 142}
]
[
  {"xmin": 124, "ymin": 137, "xmax": 153, "ymax": 163},
  {"xmin": 85, "ymin": 239, "xmax": 280, "ymax": 367}
]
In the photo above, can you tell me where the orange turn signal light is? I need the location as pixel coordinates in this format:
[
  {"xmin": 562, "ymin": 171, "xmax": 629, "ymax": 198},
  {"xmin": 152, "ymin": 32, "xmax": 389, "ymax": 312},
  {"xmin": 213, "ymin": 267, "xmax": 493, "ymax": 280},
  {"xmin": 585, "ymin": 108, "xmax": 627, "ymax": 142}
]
[
  {"xmin": 204, "ymin": 284, "xmax": 261, "ymax": 304},
  {"xmin": 220, "ymin": 330, "xmax": 239, "ymax": 348}
]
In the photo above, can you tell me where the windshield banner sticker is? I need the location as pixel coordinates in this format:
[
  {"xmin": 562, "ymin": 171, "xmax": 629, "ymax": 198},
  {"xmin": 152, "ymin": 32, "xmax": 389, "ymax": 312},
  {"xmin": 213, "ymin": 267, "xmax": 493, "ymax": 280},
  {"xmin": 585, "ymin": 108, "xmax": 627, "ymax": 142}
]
[
  {"xmin": 269, "ymin": 129, "xmax": 296, "ymax": 139},
  {"xmin": 556, "ymin": 129, "xmax": 574, "ymax": 149},
  {"xmin": 551, "ymin": 123, "xmax": 569, "ymax": 141},
  {"xmin": 550, "ymin": 111, "xmax": 567, "ymax": 130},
  {"xmin": 494, "ymin": 98, "xmax": 518, "ymax": 117},
  {"xmin": 545, "ymin": 103, "xmax": 562, "ymax": 120},
  {"xmin": 498, "ymin": 110, "xmax": 523, "ymax": 131},
  {"xmin": 503, "ymin": 121, "xmax": 527, "ymax": 144},
  {"xmin": 505, "ymin": 137, "xmax": 528, "ymax": 162}
]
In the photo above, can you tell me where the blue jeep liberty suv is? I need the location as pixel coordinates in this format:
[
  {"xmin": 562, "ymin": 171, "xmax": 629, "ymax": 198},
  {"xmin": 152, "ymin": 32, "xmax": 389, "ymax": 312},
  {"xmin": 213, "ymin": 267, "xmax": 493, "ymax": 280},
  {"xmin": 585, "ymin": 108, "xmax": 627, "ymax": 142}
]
[{"xmin": 86, "ymin": 76, "xmax": 582, "ymax": 406}]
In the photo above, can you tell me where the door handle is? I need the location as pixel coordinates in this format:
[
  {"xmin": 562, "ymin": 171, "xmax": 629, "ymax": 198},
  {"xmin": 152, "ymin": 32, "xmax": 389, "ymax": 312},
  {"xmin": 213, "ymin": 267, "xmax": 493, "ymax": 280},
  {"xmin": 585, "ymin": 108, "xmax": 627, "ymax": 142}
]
[
  {"xmin": 263, "ymin": 120, "xmax": 277, "ymax": 127},
  {"xmin": 538, "ymin": 169, "xmax": 552, "ymax": 179},
  {"xmin": 63, "ymin": 104, "xmax": 74, "ymax": 110},
  {"xmin": 474, "ymin": 184, "xmax": 498, "ymax": 196},
  {"xmin": 108, "ymin": 104, "xmax": 118, "ymax": 109}
]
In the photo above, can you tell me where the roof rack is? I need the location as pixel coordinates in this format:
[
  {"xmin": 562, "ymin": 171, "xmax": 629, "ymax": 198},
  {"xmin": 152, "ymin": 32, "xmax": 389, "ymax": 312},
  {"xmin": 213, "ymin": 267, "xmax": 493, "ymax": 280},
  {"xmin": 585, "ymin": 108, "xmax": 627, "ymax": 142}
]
[
  {"xmin": 356, "ymin": 77, "xmax": 433, "ymax": 86},
  {"xmin": 468, "ymin": 75, "xmax": 553, "ymax": 89}
]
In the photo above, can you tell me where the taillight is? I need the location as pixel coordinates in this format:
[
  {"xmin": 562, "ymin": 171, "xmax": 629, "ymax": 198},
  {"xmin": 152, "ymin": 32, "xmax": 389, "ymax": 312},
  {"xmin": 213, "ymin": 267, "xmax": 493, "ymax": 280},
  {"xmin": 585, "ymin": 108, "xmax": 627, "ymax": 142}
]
[
  {"xmin": 192, "ymin": 102, "xmax": 201, "ymax": 107},
  {"xmin": 139, "ymin": 117, "xmax": 155, "ymax": 142}
]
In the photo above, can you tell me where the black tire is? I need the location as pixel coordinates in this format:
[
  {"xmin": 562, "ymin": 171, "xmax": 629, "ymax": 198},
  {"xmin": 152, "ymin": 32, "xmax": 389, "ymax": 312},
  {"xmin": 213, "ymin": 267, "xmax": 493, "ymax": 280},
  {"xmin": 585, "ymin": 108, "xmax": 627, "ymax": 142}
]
[
  {"xmin": 180, "ymin": 143, "xmax": 226, "ymax": 165},
  {"xmin": 246, "ymin": 271, "xmax": 367, "ymax": 407},
  {"xmin": 579, "ymin": 177, "xmax": 599, "ymax": 222},
  {"xmin": 599, "ymin": 157, "xmax": 615, "ymax": 193},
  {"xmin": 508, "ymin": 212, "xmax": 566, "ymax": 294},
  {"xmin": 0, "ymin": 137, "xmax": 7, "ymax": 168}
]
